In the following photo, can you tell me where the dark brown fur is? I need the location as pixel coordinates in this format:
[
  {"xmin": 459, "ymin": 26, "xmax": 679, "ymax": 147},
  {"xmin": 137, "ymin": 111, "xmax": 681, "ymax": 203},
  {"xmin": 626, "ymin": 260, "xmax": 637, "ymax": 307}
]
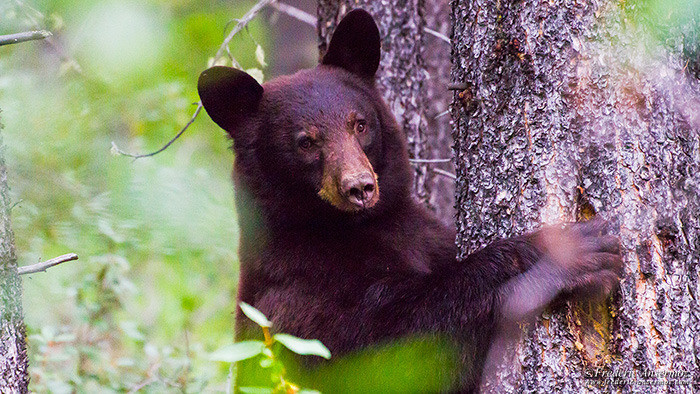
[{"xmin": 197, "ymin": 10, "xmax": 622, "ymax": 393}]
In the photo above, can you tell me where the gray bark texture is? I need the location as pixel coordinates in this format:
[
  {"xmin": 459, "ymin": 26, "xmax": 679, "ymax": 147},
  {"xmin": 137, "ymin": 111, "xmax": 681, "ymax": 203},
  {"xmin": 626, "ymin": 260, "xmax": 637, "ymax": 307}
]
[
  {"xmin": 317, "ymin": 0, "xmax": 455, "ymax": 223},
  {"xmin": 0, "ymin": 113, "xmax": 29, "ymax": 392},
  {"xmin": 452, "ymin": 0, "xmax": 700, "ymax": 392}
]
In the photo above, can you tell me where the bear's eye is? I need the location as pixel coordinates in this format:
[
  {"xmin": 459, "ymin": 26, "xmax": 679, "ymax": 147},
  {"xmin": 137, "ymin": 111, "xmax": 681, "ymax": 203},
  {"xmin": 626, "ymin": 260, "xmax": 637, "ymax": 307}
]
[
  {"xmin": 356, "ymin": 119, "xmax": 368, "ymax": 134},
  {"xmin": 297, "ymin": 135, "xmax": 314, "ymax": 150}
]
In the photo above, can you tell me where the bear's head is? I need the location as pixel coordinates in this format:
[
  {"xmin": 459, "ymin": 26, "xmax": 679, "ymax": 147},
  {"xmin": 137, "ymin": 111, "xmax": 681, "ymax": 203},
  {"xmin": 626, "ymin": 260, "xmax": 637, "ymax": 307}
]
[{"xmin": 198, "ymin": 10, "xmax": 412, "ymax": 225}]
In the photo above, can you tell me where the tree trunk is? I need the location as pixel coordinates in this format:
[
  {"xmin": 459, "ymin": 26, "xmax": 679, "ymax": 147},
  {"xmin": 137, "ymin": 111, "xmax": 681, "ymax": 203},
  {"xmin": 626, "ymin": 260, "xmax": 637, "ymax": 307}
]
[
  {"xmin": 0, "ymin": 113, "xmax": 29, "ymax": 392},
  {"xmin": 423, "ymin": 0, "xmax": 455, "ymax": 223},
  {"xmin": 317, "ymin": 1, "xmax": 455, "ymax": 222},
  {"xmin": 452, "ymin": 0, "xmax": 700, "ymax": 392}
]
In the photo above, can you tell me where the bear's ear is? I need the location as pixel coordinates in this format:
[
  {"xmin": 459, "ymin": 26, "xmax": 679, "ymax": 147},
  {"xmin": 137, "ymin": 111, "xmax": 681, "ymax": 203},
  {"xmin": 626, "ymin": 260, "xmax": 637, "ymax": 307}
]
[
  {"xmin": 321, "ymin": 9, "xmax": 381, "ymax": 79},
  {"xmin": 198, "ymin": 66, "xmax": 263, "ymax": 133}
]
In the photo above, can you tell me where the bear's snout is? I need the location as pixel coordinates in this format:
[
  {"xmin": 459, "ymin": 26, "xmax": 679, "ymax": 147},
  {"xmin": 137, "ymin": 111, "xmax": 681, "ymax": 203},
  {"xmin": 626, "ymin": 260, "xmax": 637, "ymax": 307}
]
[
  {"xmin": 341, "ymin": 172, "xmax": 377, "ymax": 209},
  {"xmin": 317, "ymin": 126, "xmax": 380, "ymax": 212}
]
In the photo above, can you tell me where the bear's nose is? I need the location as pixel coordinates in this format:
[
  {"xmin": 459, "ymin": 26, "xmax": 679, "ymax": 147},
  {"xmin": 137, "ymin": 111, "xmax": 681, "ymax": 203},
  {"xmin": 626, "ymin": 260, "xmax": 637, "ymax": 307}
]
[{"xmin": 342, "ymin": 173, "xmax": 376, "ymax": 209}]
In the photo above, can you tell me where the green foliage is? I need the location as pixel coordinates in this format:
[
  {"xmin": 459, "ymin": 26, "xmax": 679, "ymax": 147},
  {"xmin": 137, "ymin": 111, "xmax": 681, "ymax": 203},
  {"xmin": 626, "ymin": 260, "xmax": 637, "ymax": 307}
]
[
  {"xmin": 0, "ymin": 0, "xmax": 275, "ymax": 391},
  {"xmin": 273, "ymin": 334, "xmax": 331, "ymax": 360},
  {"xmin": 625, "ymin": 0, "xmax": 700, "ymax": 31},
  {"xmin": 622, "ymin": 0, "xmax": 700, "ymax": 74},
  {"xmin": 301, "ymin": 336, "xmax": 460, "ymax": 393},
  {"xmin": 209, "ymin": 341, "xmax": 265, "ymax": 363},
  {"xmin": 240, "ymin": 301, "xmax": 272, "ymax": 328},
  {"xmin": 211, "ymin": 303, "xmax": 459, "ymax": 392},
  {"xmin": 211, "ymin": 303, "xmax": 329, "ymax": 393},
  {"xmin": 27, "ymin": 256, "xmax": 211, "ymax": 392}
]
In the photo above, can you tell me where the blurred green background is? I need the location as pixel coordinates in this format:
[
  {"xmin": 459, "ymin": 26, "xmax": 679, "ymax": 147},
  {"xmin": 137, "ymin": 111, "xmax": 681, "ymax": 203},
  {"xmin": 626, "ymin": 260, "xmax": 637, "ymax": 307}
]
[{"xmin": 0, "ymin": 0, "xmax": 315, "ymax": 392}]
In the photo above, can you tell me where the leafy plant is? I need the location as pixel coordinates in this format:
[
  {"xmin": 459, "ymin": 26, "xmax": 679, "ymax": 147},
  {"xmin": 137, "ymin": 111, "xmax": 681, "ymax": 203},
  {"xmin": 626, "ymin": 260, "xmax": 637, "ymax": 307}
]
[{"xmin": 210, "ymin": 302, "xmax": 330, "ymax": 394}]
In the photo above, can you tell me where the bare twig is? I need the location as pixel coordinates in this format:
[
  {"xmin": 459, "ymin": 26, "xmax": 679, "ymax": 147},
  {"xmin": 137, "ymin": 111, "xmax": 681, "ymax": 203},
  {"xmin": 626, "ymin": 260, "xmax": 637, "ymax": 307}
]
[
  {"xmin": 18, "ymin": 253, "xmax": 78, "ymax": 275},
  {"xmin": 111, "ymin": 103, "xmax": 203, "ymax": 159},
  {"xmin": 434, "ymin": 110, "xmax": 450, "ymax": 119},
  {"xmin": 409, "ymin": 159, "xmax": 456, "ymax": 180},
  {"xmin": 114, "ymin": 0, "xmax": 275, "ymax": 159},
  {"xmin": 270, "ymin": 2, "xmax": 314, "ymax": 27},
  {"xmin": 424, "ymin": 27, "xmax": 450, "ymax": 44},
  {"xmin": 214, "ymin": 0, "xmax": 277, "ymax": 63},
  {"xmin": 430, "ymin": 168, "xmax": 456, "ymax": 180},
  {"xmin": 155, "ymin": 372, "xmax": 182, "ymax": 389},
  {"xmin": 9, "ymin": 199, "xmax": 23, "ymax": 212},
  {"xmin": 271, "ymin": 2, "xmax": 450, "ymax": 47},
  {"xmin": 270, "ymin": 3, "xmax": 316, "ymax": 26},
  {"xmin": 129, "ymin": 362, "xmax": 163, "ymax": 392},
  {"xmin": 0, "ymin": 30, "xmax": 51, "ymax": 47},
  {"xmin": 128, "ymin": 377, "xmax": 157, "ymax": 394},
  {"xmin": 409, "ymin": 158, "xmax": 452, "ymax": 163}
]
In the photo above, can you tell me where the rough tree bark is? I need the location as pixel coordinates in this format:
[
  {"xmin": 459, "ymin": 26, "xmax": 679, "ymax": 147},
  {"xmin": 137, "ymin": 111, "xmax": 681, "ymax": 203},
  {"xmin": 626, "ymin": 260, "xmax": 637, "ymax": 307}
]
[
  {"xmin": 452, "ymin": 0, "xmax": 699, "ymax": 392},
  {"xmin": 317, "ymin": 0, "xmax": 455, "ymax": 222},
  {"xmin": 0, "ymin": 112, "xmax": 29, "ymax": 392}
]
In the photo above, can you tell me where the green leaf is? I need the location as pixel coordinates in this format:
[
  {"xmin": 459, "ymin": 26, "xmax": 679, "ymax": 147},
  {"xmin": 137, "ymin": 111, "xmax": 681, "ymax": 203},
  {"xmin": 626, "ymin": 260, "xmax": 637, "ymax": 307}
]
[
  {"xmin": 239, "ymin": 387, "xmax": 273, "ymax": 394},
  {"xmin": 246, "ymin": 68, "xmax": 264, "ymax": 84},
  {"xmin": 240, "ymin": 302, "xmax": 272, "ymax": 327},
  {"xmin": 262, "ymin": 347, "xmax": 273, "ymax": 358},
  {"xmin": 274, "ymin": 334, "xmax": 331, "ymax": 359},
  {"xmin": 299, "ymin": 390, "xmax": 322, "ymax": 394},
  {"xmin": 255, "ymin": 44, "xmax": 267, "ymax": 67},
  {"xmin": 259, "ymin": 357, "xmax": 273, "ymax": 368},
  {"xmin": 209, "ymin": 340, "xmax": 264, "ymax": 362}
]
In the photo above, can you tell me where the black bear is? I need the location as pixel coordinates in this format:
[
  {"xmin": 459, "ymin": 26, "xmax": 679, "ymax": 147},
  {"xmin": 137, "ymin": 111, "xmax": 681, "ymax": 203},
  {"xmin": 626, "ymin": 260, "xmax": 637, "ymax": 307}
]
[{"xmin": 197, "ymin": 9, "xmax": 622, "ymax": 393}]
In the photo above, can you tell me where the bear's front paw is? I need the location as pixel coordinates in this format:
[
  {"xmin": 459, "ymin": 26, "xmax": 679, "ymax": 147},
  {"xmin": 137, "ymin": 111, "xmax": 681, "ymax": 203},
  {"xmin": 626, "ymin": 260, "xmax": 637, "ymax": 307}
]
[{"xmin": 533, "ymin": 218, "xmax": 623, "ymax": 301}]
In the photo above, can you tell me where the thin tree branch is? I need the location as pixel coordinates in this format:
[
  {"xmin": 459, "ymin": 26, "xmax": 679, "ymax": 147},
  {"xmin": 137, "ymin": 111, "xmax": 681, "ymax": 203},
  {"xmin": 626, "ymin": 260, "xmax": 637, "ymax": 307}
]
[
  {"xmin": 270, "ymin": 2, "xmax": 316, "ymax": 26},
  {"xmin": 128, "ymin": 378, "xmax": 156, "ymax": 394},
  {"xmin": 409, "ymin": 159, "xmax": 456, "ymax": 179},
  {"xmin": 424, "ymin": 27, "xmax": 450, "ymax": 44},
  {"xmin": 434, "ymin": 110, "xmax": 450, "ymax": 119},
  {"xmin": 214, "ymin": 0, "xmax": 277, "ymax": 63},
  {"xmin": 0, "ymin": 30, "xmax": 51, "ymax": 47},
  {"xmin": 409, "ymin": 158, "xmax": 452, "ymax": 163},
  {"xmin": 430, "ymin": 168, "xmax": 456, "ymax": 180},
  {"xmin": 111, "ymin": 103, "xmax": 203, "ymax": 159},
  {"xmin": 271, "ymin": 2, "xmax": 451, "ymax": 47},
  {"xmin": 18, "ymin": 253, "xmax": 78, "ymax": 275},
  {"xmin": 8, "ymin": 199, "xmax": 23, "ymax": 212},
  {"xmin": 128, "ymin": 362, "xmax": 162, "ymax": 394}
]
